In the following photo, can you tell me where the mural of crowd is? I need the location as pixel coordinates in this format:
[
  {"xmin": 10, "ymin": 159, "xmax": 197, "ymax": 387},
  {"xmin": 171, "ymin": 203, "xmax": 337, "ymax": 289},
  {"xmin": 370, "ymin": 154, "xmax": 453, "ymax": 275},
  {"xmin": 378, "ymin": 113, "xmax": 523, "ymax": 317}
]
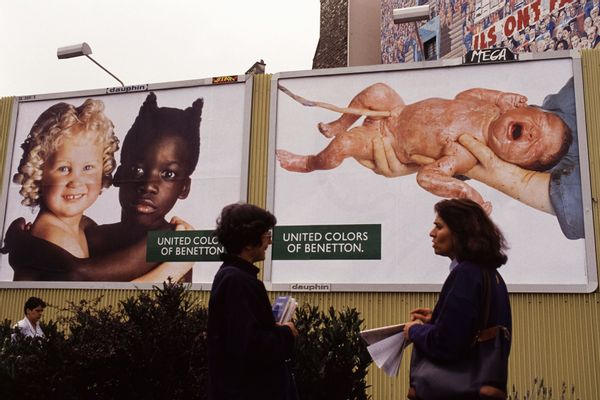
[
  {"xmin": 381, "ymin": 0, "xmax": 429, "ymax": 62},
  {"xmin": 466, "ymin": 0, "xmax": 600, "ymax": 51},
  {"xmin": 381, "ymin": 0, "xmax": 599, "ymax": 63}
]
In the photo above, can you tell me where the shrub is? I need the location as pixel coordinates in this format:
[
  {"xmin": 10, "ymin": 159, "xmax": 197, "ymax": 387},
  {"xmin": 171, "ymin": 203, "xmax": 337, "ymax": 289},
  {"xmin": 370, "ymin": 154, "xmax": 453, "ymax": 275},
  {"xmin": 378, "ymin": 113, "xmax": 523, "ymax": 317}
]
[
  {"xmin": 293, "ymin": 304, "xmax": 372, "ymax": 400},
  {"xmin": 0, "ymin": 284, "xmax": 371, "ymax": 400},
  {"xmin": 63, "ymin": 282, "xmax": 208, "ymax": 400},
  {"xmin": 0, "ymin": 281, "xmax": 209, "ymax": 400},
  {"xmin": 0, "ymin": 319, "xmax": 68, "ymax": 399}
]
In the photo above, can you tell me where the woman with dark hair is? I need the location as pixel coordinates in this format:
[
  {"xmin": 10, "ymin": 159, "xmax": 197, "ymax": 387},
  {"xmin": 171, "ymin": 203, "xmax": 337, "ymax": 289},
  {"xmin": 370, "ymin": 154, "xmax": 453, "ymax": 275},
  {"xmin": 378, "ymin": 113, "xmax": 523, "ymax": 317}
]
[
  {"xmin": 431, "ymin": 198, "xmax": 508, "ymax": 267},
  {"xmin": 208, "ymin": 203, "xmax": 298, "ymax": 400},
  {"xmin": 404, "ymin": 198, "xmax": 512, "ymax": 400}
]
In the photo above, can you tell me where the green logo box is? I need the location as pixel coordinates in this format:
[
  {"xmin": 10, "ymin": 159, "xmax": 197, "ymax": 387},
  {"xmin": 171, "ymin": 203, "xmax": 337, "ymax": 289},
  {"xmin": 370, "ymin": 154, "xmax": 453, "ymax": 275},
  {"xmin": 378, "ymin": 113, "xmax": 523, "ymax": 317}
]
[
  {"xmin": 147, "ymin": 230, "xmax": 224, "ymax": 262},
  {"xmin": 272, "ymin": 224, "xmax": 381, "ymax": 260}
]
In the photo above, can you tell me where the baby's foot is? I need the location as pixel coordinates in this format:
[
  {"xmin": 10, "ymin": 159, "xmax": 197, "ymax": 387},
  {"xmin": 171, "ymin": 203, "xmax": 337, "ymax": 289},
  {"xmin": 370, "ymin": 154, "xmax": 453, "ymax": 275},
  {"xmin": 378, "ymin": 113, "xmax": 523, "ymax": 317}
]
[
  {"xmin": 318, "ymin": 122, "xmax": 342, "ymax": 138},
  {"xmin": 276, "ymin": 149, "xmax": 311, "ymax": 173}
]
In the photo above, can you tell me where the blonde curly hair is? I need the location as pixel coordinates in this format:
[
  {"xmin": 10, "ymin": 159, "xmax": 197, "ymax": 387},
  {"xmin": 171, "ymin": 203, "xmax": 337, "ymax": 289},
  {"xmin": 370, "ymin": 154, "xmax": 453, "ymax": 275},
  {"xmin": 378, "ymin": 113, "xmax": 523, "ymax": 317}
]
[{"xmin": 13, "ymin": 98, "xmax": 120, "ymax": 207}]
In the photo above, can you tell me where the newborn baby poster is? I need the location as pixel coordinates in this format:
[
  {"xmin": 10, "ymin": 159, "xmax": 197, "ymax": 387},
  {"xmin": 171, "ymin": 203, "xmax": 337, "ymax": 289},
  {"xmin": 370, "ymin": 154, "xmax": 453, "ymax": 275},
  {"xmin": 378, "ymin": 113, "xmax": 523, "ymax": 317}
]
[
  {"xmin": 0, "ymin": 79, "xmax": 249, "ymax": 287},
  {"xmin": 268, "ymin": 55, "xmax": 597, "ymax": 292}
]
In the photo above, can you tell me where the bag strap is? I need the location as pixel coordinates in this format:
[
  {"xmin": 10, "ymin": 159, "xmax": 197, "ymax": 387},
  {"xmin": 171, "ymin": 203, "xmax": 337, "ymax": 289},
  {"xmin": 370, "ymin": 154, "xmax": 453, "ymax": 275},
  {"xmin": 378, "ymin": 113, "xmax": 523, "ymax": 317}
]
[
  {"xmin": 477, "ymin": 270, "xmax": 512, "ymax": 344},
  {"xmin": 472, "ymin": 269, "xmax": 492, "ymax": 345},
  {"xmin": 480, "ymin": 269, "xmax": 492, "ymax": 331}
]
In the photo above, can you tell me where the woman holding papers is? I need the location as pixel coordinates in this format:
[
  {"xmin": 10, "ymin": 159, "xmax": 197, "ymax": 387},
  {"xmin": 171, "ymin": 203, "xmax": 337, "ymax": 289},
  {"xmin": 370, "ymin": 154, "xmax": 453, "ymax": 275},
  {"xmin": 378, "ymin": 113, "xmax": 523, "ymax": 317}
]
[
  {"xmin": 208, "ymin": 203, "xmax": 298, "ymax": 400},
  {"xmin": 403, "ymin": 199, "xmax": 512, "ymax": 400}
]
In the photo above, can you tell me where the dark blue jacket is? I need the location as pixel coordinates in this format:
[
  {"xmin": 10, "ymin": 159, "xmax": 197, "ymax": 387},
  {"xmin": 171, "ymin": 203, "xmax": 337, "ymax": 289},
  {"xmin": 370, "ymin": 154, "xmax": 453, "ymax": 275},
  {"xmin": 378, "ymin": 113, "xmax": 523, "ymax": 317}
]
[{"xmin": 409, "ymin": 261, "xmax": 512, "ymax": 361}]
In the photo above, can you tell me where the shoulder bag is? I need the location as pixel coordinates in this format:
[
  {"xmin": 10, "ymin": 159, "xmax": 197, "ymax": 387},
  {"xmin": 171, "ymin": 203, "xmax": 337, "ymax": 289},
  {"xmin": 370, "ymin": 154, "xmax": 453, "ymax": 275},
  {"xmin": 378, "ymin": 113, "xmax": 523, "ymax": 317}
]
[{"xmin": 408, "ymin": 270, "xmax": 511, "ymax": 400}]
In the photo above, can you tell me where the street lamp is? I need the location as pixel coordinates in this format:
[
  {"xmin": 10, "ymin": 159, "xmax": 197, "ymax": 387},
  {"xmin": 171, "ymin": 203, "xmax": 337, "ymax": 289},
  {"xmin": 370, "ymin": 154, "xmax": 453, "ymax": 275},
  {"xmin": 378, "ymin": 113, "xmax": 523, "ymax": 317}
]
[
  {"xmin": 57, "ymin": 42, "xmax": 125, "ymax": 87},
  {"xmin": 393, "ymin": 5, "xmax": 430, "ymax": 61}
]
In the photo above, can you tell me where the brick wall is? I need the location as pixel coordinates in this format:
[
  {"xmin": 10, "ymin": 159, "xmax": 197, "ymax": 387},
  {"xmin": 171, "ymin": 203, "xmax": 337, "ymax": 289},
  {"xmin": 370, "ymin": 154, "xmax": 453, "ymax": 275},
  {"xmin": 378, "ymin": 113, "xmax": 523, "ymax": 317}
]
[{"xmin": 313, "ymin": 0, "xmax": 349, "ymax": 69}]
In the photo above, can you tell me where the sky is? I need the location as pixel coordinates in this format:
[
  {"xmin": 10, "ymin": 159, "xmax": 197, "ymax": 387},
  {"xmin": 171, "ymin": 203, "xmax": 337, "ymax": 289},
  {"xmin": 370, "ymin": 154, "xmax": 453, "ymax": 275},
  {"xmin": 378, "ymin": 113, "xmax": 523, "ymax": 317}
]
[{"xmin": 0, "ymin": 1, "xmax": 320, "ymax": 97}]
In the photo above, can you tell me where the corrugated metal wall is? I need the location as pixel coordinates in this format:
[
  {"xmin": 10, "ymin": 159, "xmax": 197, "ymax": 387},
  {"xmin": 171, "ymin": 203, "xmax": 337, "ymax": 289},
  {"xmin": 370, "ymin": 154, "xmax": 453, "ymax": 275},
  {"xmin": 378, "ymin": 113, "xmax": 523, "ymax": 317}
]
[
  {"xmin": 1, "ymin": 54, "xmax": 600, "ymax": 398},
  {"xmin": 0, "ymin": 97, "xmax": 14, "ymax": 195},
  {"xmin": 248, "ymin": 75, "xmax": 271, "ymax": 209}
]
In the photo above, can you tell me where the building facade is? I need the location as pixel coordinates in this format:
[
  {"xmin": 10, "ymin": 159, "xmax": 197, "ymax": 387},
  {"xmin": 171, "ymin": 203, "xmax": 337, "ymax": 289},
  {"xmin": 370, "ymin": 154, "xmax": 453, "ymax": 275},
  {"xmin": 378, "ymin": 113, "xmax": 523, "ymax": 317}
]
[{"xmin": 313, "ymin": 0, "xmax": 598, "ymax": 68}]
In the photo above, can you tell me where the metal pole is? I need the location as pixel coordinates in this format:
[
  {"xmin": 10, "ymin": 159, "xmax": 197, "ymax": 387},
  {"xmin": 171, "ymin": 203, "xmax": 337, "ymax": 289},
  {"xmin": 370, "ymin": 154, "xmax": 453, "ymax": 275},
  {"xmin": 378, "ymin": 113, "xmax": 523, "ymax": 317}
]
[{"xmin": 85, "ymin": 54, "xmax": 125, "ymax": 87}]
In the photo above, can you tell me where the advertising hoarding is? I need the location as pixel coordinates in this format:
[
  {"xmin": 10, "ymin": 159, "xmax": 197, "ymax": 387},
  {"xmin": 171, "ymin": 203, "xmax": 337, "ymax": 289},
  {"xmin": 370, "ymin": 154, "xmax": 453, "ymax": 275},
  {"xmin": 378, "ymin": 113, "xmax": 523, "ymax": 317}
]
[
  {"xmin": 0, "ymin": 78, "xmax": 250, "ymax": 288},
  {"xmin": 267, "ymin": 55, "xmax": 597, "ymax": 292}
]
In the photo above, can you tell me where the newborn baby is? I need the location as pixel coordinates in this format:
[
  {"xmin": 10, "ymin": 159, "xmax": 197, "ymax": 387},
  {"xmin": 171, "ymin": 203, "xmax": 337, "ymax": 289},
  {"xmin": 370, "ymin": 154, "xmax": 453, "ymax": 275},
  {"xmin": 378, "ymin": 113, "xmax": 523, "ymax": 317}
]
[{"xmin": 276, "ymin": 83, "xmax": 572, "ymax": 212}]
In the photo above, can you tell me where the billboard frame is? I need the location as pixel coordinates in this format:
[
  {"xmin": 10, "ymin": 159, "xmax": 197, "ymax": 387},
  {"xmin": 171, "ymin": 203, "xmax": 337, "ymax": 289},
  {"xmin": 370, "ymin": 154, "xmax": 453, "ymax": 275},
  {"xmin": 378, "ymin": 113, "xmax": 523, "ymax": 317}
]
[
  {"xmin": 264, "ymin": 51, "xmax": 598, "ymax": 293},
  {"xmin": 0, "ymin": 75, "xmax": 253, "ymax": 290}
]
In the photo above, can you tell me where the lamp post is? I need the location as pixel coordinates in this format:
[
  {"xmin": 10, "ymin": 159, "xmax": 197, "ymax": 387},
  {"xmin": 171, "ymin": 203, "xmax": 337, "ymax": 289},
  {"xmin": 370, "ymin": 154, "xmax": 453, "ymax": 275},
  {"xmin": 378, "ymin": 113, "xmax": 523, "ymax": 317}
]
[
  {"xmin": 57, "ymin": 42, "xmax": 125, "ymax": 87},
  {"xmin": 393, "ymin": 5, "xmax": 431, "ymax": 61}
]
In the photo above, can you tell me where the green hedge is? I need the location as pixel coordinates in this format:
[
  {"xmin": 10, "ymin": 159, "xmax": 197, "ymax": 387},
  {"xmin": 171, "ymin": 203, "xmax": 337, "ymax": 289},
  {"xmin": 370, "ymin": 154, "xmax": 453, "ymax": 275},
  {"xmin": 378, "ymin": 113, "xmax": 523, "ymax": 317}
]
[{"xmin": 0, "ymin": 282, "xmax": 371, "ymax": 400}]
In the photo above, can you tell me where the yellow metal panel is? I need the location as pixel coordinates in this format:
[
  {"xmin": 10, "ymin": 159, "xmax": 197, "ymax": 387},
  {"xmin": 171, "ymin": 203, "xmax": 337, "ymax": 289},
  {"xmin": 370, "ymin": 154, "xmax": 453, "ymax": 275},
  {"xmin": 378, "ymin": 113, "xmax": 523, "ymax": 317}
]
[
  {"xmin": 247, "ymin": 74, "xmax": 273, "ymax": 278},
  {"xmin": 247, "ymin": 74, "xmax": 272, "ymax": 208},
  {"xmin": 0, "ymin": 97, "xmax": 14, "ymax": 195}
]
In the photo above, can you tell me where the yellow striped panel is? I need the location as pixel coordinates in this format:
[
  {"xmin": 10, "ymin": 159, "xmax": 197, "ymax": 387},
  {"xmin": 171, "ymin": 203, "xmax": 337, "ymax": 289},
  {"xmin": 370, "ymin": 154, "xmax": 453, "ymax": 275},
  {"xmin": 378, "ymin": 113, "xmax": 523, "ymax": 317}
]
[{"xmin": 0, "ymin": 97, "xmax": 14, "ymax": 196}]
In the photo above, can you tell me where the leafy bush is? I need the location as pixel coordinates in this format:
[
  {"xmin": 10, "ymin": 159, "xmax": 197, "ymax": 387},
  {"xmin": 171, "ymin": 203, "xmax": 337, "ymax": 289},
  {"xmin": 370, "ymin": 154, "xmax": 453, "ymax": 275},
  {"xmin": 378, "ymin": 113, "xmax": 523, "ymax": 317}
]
[
  {"xmin": 0, "ymin": 283, "xmax": 371, "ymax": 400},
  {"xmin": 63, "ymin": 283, "xmax": 209, "ymax": 400},
  {"xmin": 293, "ymin": 305, "xmax": 372, "ymax": 400},
  {"xmin": 0, "ymin": 281, "xmax": 208, "ymax": 400},
  {"xmin": 0, "ymin": 319, "xmax": 67, "ymax": 399}
]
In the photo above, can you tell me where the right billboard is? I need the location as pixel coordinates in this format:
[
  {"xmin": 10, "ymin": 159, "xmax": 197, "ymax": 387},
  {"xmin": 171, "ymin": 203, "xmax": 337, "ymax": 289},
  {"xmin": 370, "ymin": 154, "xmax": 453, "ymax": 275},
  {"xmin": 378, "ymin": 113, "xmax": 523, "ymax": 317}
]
[{"xmin": 268, "ymin": 55, "xmax": 597, "ymax": 292}]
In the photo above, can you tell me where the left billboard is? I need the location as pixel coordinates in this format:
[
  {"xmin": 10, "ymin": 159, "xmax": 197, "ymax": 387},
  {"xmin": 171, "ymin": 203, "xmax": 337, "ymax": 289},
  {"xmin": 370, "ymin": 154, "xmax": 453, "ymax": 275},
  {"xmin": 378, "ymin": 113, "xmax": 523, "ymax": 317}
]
[{"xmin": 0, "ymin": 78, "xmax": 250, "ymax": 289}]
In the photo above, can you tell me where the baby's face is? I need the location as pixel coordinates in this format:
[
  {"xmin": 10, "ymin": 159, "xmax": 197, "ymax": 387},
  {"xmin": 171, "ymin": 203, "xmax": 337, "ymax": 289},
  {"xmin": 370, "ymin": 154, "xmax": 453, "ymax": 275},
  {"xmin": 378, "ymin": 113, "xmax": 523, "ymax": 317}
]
[
  {"xmin": 488, "ymin": 107, "xmax": 567, "ymax": 168},
  {"xmin": 116, "ymin": 133, "xmax": 192, "ymax": 230},
  {"xmin": 41, "ymin": 134, "xmax": 103, "ymax": 219}
]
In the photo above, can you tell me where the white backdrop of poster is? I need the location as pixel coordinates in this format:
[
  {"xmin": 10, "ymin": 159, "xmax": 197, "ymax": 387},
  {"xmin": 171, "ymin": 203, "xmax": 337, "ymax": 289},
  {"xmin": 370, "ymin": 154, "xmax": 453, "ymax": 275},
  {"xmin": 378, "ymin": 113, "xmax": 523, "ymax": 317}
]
[
  {"xmin": 268, "ymin": 56, "xmax": 597, "ymax": 292},
  {"xmin": 0, "ymin": 80, "xmax": 249, "ymax": 287}
]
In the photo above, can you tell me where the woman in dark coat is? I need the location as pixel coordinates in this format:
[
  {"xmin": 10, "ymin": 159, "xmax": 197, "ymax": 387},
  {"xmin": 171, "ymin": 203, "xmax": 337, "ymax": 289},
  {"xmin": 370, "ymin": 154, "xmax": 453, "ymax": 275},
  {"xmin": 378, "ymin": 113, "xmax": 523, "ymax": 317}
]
[
  {"xmin": 208, "ymin": 203, "xmax": 298, "ymax": 400},
  {"xmin": 404, "ymin": 198, "xmax": 512, "ymax": 400}
]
